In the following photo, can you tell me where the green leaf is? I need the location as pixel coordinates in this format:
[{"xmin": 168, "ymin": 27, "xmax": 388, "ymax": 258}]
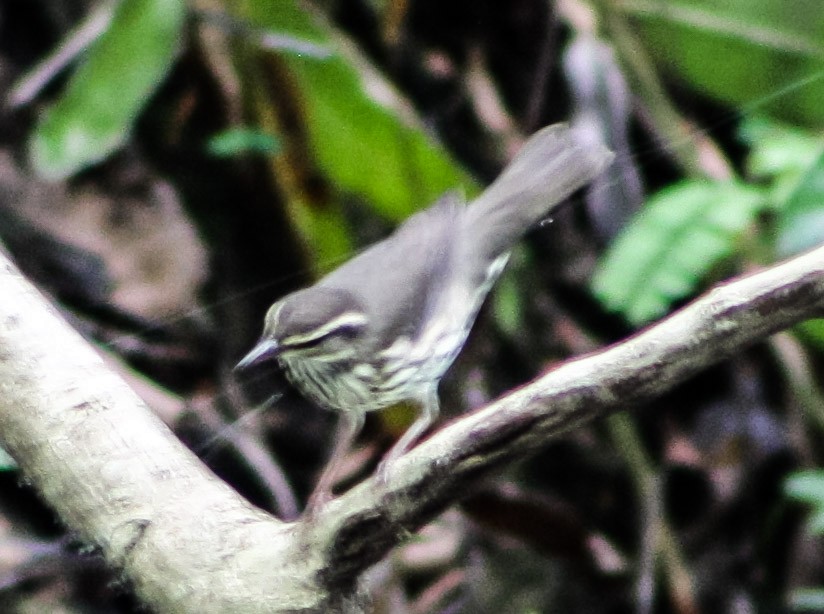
[
  {"xmin": 592, "ymin": 180, "xmax": 766, "ymax": 325},
  {"xmin": 776, "ymin": 149, "xmax": 824, "ymax": 256},
  {"xmin": 207, "ymin": 128, "xmax": 282, "ymax": 157},
  {"xmin": 785, "ymin": 470, "xmax": 824, "ymax": 506},
  {"xmin": 29, "ymin": 0, "xmax": 185, "ymax": 180},
  {"xmin": 795, "ymin": 319, "xmax": 824, "ymax": 349},
  {"xmin": 742, "ymin": 117, "xmax": 823, "ymax": 182},
  {"xmin": 786, "ymin": 471, "xmax": 824, "ymax": 535},
  {"xmin": 243, "ymin": 0, "xmax": 476, "ymax": 223},
  {"xmin": 741, "ymin": 117, "xmax": 824, "ymax": 224},
  {"xmin": 623, "ymin": 0, "xmax": 824, "ymax": 127}
]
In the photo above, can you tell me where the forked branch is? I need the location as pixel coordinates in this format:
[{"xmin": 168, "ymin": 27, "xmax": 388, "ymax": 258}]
[{"xmin": 1, "ymin": 245, "xmax": 824, "ymax": 612}]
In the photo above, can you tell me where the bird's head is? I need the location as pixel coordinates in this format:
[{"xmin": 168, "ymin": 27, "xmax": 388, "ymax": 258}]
[{"xmin": 236, "ymin": 287, "xmax": 368, "ymax": 370}]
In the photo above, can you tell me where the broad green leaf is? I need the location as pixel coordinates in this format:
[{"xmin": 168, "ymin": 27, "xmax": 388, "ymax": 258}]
[
  {"xmin": 741, "ymin": 117, "xmax": 824, "ymax": 215},
  {"xmin": 243, "ymin": 0, "xmax": 476, "ymax": 224},
  {"xmin": 233, "ymin": 0, "xmax": 476, "ymax": 271},
  {"xmin": 776, "ymin": 150, "xmax": 824, "ymax": 256},
  {"xmin": 592, "ymin": 180, "xmax": 766, "ymax": 325},
  {"xmin": 742, "ymin": 117, "xmax": 823, "ymax": 182},
  {"xmin": 29, "ymin": 0, "xmax": 185, "ymax": 180},
  {"xmin": 621, "ymin": 0, "xmax": 824, "ymax": 127}
]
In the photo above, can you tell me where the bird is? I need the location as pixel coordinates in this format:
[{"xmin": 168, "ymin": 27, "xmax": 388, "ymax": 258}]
[{"xmin": 237, "ymin": 124, "xmax": 613, "ymax": 512}]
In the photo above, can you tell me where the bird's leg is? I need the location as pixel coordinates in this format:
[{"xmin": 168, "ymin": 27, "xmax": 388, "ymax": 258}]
[
  {"xmin": 377, "ymin": 388, "xmax": 440, "ymax": 484},
  {"xmin": 304, "ymin": 410, "xmax": 364, "ymax": 517}
]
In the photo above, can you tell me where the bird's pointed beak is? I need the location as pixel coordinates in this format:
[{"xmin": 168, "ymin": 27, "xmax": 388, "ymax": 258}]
[{"xmin": 235, "ymin": 338, "xmax": 280, "ymax": 371}]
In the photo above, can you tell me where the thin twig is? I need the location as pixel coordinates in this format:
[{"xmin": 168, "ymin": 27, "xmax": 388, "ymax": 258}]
[{"xmin": 7, "ymin": 1, "xmax": 116, "ymax": 108}]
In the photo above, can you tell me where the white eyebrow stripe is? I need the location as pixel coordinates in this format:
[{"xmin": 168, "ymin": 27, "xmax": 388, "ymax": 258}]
[
  {"xmin": 268, "ymin": 301, "xmax": 285, "ymax": 327},
  {"xmin": 283, "ymin": 311, "xmax": 368, "ymax": 344}
]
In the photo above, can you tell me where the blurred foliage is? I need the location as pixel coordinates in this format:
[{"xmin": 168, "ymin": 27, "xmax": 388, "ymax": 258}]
[
  {"xmin": 785, "ymin": 471, "xmax": 824, "ymax": 610},
  {"xmin": 29, "ymin": 0, "xmax": 186, "ymax": 179},
  {"xmin": 786, "ymin": 470, "xmax": 824, "ymax": 534},
  {"xmin": 592, "ymin": 179, "xmax": 765, "ymax": 324},
  {"xmin": 743, "ymin": 117, "xmax": 824, "ymax": 256},
  {"xmin": 592, "ymin": 117, "xmax": 824, "ymax": 326},
  {"xmin": 744, "ymin": 116, "xmax": 824, "ymax": 196},
  {"xmin": 774, "ymin": 150, "xmax": 824, "ymax": 257},
  {"xmin": 206, "ymin": 127, "xmax": 281, "ymax": 157},
  {"xmin": 26, "ymin": 0, "xmax": 475, "ymax": 270},
  {"xmin": 237, "ymin": 0, "xmax": 475, "ymax": 267},
  {"xmin": 791, "ymin": 589, "xmax": 824, "ymax": 612},
  {"xmin": 622, "ymin": 0, "xmax": 824, "ymax": 127},
  {"xmin": 245, "ymin": 0, "xmax": 476, "ymax": 221}
]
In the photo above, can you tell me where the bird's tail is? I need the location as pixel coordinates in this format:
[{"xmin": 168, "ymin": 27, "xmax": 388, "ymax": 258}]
[{"xmin": 465, "ymin": 124, "xmax": 613, "ymax": 263}]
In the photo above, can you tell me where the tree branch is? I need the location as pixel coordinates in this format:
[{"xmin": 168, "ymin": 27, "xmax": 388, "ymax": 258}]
[{"xmin": 2, "ymin": 244, "xmax": 824, "ymax": 611}]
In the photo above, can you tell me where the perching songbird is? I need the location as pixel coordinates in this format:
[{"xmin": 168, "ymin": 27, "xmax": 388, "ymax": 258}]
[{"xmin": 237, "ymin": 124, "xmax": 613, "ymax": 511}]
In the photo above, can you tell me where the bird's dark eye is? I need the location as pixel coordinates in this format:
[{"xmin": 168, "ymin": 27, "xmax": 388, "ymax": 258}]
[{"xmin": 333, "ymin": 324, "xmax": 362, "ymax": 339}]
